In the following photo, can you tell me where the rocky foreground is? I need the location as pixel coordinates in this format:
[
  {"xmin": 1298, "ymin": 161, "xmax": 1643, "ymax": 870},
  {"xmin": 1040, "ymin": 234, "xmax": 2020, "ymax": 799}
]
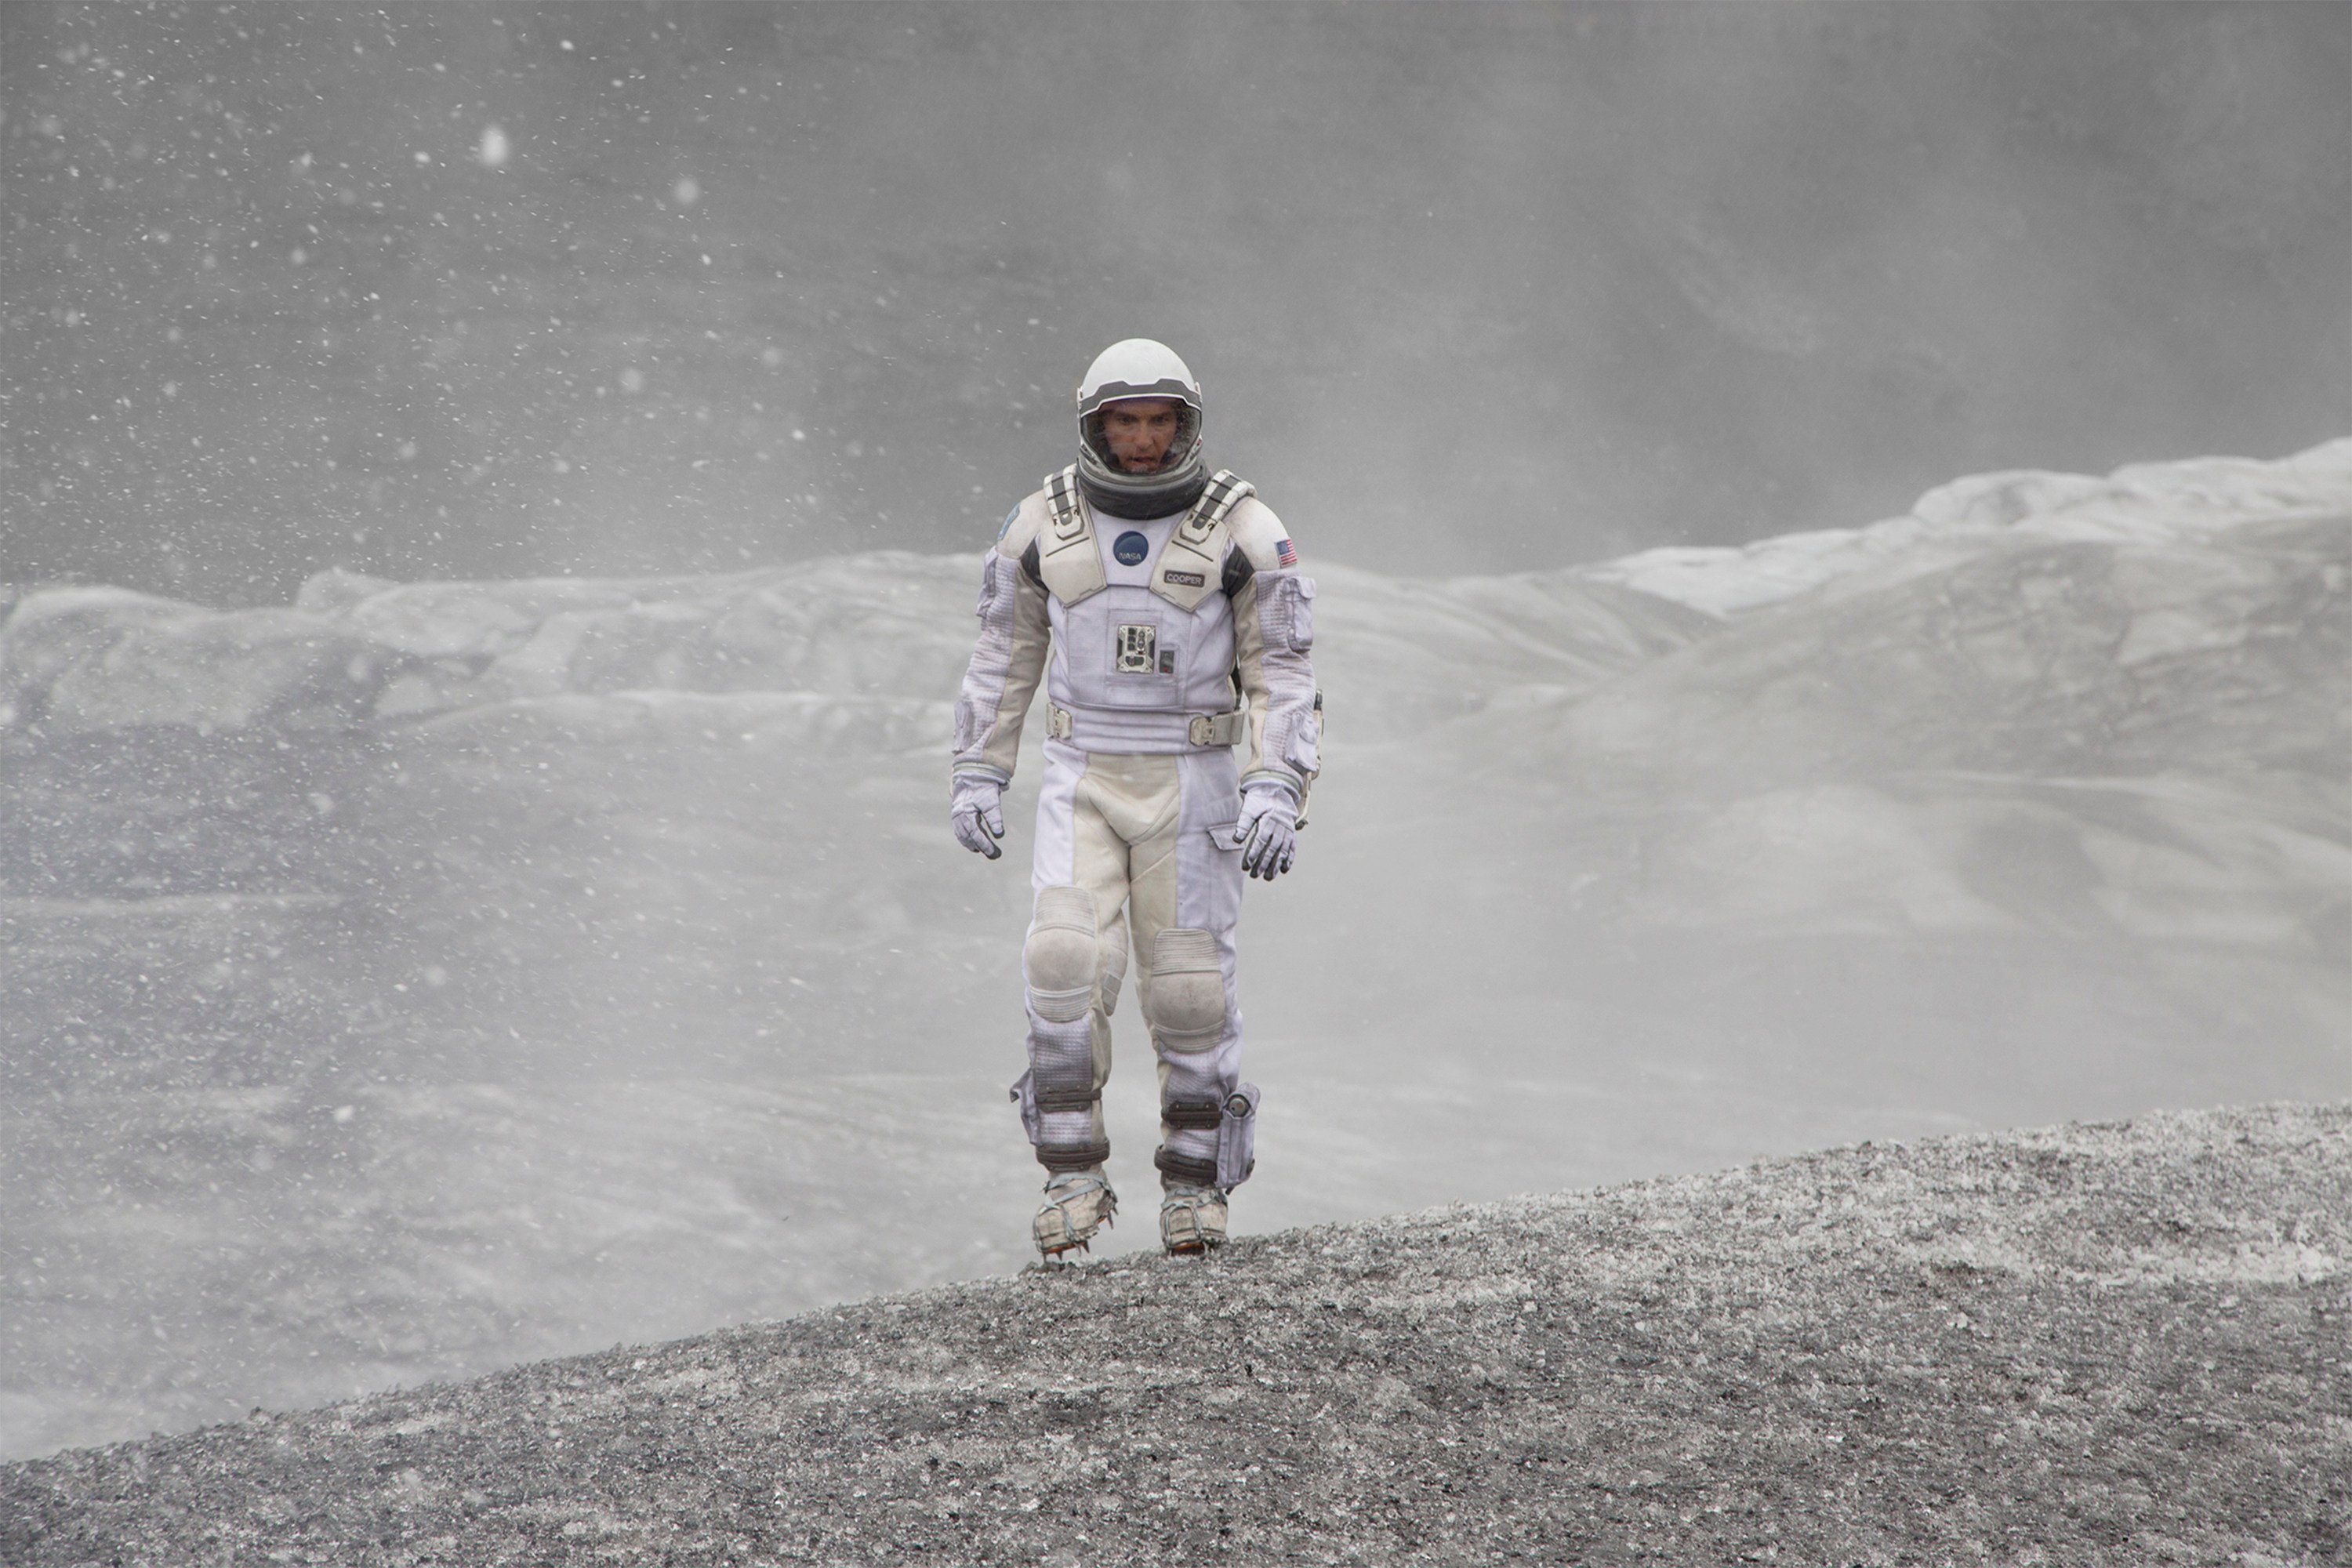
[{"xmin": 5, "ymin": 1103, "xmax": 2347, "ymax": 1566}]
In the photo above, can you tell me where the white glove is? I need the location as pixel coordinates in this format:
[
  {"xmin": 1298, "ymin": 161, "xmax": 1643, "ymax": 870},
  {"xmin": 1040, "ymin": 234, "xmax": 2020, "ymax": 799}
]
[
  {"xmin": 1232, "ymin": 780, "xmax": 1300, "ymax": 881},
  {"xmin": 951, "ymin": 774, "xmax": 1007, "ymax": 859}
]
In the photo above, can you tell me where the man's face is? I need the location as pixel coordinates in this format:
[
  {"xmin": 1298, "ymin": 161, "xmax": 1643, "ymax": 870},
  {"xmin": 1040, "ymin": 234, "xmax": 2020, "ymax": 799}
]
[{"xmin": 1098, "ymin": 397, "xmax": 1183, "ymax": 474}]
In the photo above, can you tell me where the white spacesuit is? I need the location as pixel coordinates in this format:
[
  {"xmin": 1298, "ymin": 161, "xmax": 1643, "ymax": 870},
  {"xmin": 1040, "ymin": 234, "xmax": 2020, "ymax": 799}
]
[{"xmin": 949, "ymin": 339, "xmax": 1321, "ymax": 1258}]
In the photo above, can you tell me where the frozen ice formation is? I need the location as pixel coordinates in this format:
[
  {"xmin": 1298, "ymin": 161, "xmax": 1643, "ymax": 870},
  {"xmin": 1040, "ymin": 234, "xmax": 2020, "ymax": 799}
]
[
  {"xmin": 3, "ymin": 440, "xmax": 2343, "ymax": 744},
  {"xmin": 1574, "ymin": 437, "xmax": 2352, "ymax": 618}
]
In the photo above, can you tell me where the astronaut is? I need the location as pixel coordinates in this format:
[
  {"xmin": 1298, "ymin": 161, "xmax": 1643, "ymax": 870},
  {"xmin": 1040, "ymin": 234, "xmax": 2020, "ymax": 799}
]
[{"xmin": 949, "ymin": 338, "xmax": 1320, "ymax": 1260}]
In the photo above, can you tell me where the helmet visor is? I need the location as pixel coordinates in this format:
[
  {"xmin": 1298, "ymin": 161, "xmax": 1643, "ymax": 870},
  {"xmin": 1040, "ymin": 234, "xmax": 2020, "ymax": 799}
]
[{"xmin": 1080, "ymin": 397, "xmax": 1202, "ymax": 476}]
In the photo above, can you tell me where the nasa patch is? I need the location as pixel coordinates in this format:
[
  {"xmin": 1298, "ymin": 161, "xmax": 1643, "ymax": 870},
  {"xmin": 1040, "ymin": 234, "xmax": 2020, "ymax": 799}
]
[{"xmin": 1112, "ymin": 531, "xmax": 1150, "ymax": 567}]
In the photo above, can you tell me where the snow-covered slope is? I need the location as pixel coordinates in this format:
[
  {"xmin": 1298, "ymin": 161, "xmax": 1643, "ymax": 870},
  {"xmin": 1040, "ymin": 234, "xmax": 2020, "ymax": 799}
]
[{"xmin": 1, "ymin": 441, "xmax": 2345, "ymax": 1461}]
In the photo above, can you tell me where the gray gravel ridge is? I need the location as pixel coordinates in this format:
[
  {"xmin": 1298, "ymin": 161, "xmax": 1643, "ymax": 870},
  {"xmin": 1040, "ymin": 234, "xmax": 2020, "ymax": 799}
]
[{"xmin": 5, "ymin": 1102, "xmax": 2347, "ymax": 1566}]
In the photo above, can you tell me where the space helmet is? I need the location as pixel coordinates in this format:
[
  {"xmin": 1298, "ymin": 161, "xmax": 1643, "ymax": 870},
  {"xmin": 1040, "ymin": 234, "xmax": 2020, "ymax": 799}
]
[{"xmin": 1074, "ymin": 338, "xmax": 1209, "ymax": 519}]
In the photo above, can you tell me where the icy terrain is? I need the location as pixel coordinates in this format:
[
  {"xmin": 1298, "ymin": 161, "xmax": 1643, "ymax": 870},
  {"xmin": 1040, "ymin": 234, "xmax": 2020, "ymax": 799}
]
[
  {"xmin": 2, "ymin": 440, "xmax": 2347, "ymax": 1459},
  {"xmin": 9, "ymin": 1104, "xmax": 2346, "ymax": 1566}
]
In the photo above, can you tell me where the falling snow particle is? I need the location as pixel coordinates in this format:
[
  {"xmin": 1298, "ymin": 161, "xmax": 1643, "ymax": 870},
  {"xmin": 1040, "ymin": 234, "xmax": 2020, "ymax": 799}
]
[{"xmin": 479, "ymin": 125, "xmax": 510, "ymax": 169}]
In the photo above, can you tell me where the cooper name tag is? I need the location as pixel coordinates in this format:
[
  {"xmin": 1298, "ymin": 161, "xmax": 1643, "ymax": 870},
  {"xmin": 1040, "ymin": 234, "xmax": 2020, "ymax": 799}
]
[{"xmin": 1162, "ymin": 568, "xmax": 1205, "ymax": 587}]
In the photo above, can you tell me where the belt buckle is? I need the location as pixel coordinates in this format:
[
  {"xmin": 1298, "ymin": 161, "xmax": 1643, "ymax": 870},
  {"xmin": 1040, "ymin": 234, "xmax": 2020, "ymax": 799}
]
[{"xmin": 1187, "ymin": 714, "xmax": 1214, "ymax": 746}]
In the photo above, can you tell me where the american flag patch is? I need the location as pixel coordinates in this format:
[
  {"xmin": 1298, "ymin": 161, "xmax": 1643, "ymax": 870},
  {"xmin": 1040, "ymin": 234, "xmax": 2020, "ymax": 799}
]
[{"xmin": 1276, "ymin": 538, "xmax": 1298, "ymax": 567}]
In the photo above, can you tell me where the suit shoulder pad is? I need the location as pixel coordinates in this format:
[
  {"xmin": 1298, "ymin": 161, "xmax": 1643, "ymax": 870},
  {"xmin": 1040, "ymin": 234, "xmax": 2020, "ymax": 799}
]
[
  {"xmin": 1228, "ymin": 497, "xmax": 1294, "ymax": 572},
  {"xmin": 994, "ymin": 492, "xmax": 1051, "ymax": 554}
]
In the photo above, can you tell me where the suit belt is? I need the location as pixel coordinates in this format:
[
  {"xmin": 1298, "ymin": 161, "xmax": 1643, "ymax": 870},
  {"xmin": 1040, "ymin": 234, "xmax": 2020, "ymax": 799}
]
[{"xmin": 1047, "ymin": 705, "xmax": 1247, "ymax": 750}]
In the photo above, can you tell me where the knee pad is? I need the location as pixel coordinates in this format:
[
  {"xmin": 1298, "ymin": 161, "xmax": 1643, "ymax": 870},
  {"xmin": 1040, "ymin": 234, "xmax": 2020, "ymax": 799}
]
[
  {"xmin": 1024, "ymin": 885, "xmax": 1098, "ymax": 1023},
  {"xmin": 1146, "ymin": 927, "xmax": 1227, "ymax": 1051}
]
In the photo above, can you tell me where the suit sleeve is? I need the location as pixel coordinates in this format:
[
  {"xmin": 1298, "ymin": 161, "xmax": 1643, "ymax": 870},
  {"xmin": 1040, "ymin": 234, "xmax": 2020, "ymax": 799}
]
[
  {"xmin": 1226, "ymin": 500, "xmax": 1320, "ymax": 799},
  {"xmin": 950, "ymin": 503, "xmax": 1052, "ymax": 785}
]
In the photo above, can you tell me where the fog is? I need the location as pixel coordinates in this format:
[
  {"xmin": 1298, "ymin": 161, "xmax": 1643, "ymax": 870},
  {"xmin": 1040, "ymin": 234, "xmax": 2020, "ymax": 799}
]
[
  {"xmin": 2, "ymin": 2, "xmax": 2347, "ymax": 1467},
  {"xmin": 6, "ymin": 2, "xmax": 2346, "ymax": 600}
]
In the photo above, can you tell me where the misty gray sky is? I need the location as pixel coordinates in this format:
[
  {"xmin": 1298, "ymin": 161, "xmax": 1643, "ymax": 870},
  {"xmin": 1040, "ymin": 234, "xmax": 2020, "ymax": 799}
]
[{"xmin": 5, "ymin": 1, "xmax": 2347, "ymax": 604}]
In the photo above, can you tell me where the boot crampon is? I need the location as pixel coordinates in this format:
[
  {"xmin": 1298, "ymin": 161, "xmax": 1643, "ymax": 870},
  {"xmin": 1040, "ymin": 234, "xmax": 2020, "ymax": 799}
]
[
  {"xmin": 1033, "ymin": 1168, "xmax": 1117, "ymax": 1259},
  {"xmin": 1159, "ymin": 1182, "xmax": 1229, "ymax": 1256}
]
